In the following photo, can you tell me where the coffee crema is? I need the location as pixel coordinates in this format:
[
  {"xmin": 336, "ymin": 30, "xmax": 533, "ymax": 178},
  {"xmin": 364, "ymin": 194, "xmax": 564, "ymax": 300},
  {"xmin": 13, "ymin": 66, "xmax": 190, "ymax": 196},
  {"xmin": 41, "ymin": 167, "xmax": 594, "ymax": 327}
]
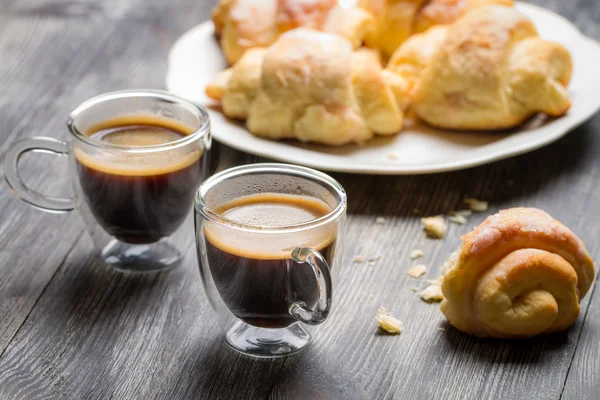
[
  {"xmin": 204, "ymin": 193, "xmax": 337, "ymax": 328},
  {"xmin": 75, "ymin": 116, "xmax": 206, "ymax": 244}
]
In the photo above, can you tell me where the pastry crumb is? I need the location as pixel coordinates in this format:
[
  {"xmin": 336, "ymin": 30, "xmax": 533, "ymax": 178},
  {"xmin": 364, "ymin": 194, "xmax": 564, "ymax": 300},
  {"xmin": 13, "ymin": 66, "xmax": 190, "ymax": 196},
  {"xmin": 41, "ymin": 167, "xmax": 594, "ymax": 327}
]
[
  {"xmin": 410, "ymin": 249, "xmax": 423, "ymax": 260},
  {"xmin": 387, "ymin": 152, "xmax": 398, "ymax": 160},
  {"xmin": 368, "ymin": 294, "xmax": 375, "ymax": 300},
  {"xmin": 353, "ymin": 256, "xmax": 364, "ymax": 263},
  {"xmin": 376, "ymin": 306, "xmax": 402, "ymax": 334},
  {"xmin": 449, "ymin": 209, "xmax": 471, "ymax": 224},
  {"xmin": 438, "ymin": 327, "xmax": 446, "ymax": 332},
  {"xmin": 421, "ymin": 216, "xmax": 447, "ymax": 239},
  {"xmin": 420, "ymin": 283, "xmax": 444, "ymax": 303},
  {"xmin": 368, "ymin": 260, "xmax": 376, "ymax": 267},
  {"xmin": 465, "ymin": 197, "xmax": 488, "ymax": 212},
  {"xmin": 448, "ymin": 214, "xmax": 467, "ymax": 225},
  {"xmin": 426, "ymin": 277, "xmax": 442, "ymax": 286},
  {"xmin": 410, "ymin": 286, "xmax": 418, "ymax": 292},
  {"xmin": 408, "ymin": 264, "xmax": 427, "ymax": 278},
  {"xmin": 375, "ymin": 217, "xmax": 386, "ymax": 225}
]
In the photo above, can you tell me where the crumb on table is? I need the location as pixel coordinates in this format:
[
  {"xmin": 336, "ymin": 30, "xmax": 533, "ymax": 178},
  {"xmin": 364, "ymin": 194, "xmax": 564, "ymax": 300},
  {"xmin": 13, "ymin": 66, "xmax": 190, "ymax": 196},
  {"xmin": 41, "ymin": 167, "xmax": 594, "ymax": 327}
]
[
  {"xmin": 455, "ymin": 209, "xmax": 472, "ymax": 217},
  {"xmin": 426, "ymin": 277, "xmax": 442, "ymax": 286},
  {"xmin": 464, "ymin": 197, "xmax": 488, "ymax": 212},
  {"xmin": 420, "ymin": 282, "xmax": 444, "ymax": 303},
  {"xmin": 375, "ymin": 217, "xmax": 386, "ymax": 225},
  {"xmin": 376, "ymin": 306, "xmax": 403, "ymax": 334},
  {"xmin": 410, "ymin": 249, "xmax": 424, "ymax": 260},
  {"xmin": 421, "ymin": 216, "xmax": 447, "ymax": 239},
  {"xmin": 448, "ymin": 214, "xmax": 467, "ymax": 225},
  {"xmin": 353, "ymin": 256, "xmax": 364, "ymax": 263},
  {"xmin": 408, "ymin": 264, "xmax": 427, "ymax": 278}
]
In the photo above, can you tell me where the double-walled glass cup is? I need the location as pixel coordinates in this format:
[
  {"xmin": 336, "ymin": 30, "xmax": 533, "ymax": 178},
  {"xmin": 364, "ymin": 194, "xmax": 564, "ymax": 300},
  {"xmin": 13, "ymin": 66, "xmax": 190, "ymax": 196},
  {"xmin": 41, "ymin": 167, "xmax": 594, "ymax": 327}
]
[
  {"xmin": 195, "ymin": 164, "xmax": 346, "ymax": 358},
  {"xmin": 4, "ymin": 90, "xmax": 212, "ymax": 272}
]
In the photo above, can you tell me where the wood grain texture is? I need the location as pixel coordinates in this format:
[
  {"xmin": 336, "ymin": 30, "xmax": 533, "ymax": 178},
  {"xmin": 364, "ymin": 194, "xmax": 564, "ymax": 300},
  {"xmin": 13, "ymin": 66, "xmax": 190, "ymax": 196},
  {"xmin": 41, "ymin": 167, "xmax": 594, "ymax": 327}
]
[
  {"xmin": 537, "ymin": 3, "xmax": 600, "ymax": 399},
  {"xmin": 0, "ymin": 0, "xmax": 599, "ymax": 399}
]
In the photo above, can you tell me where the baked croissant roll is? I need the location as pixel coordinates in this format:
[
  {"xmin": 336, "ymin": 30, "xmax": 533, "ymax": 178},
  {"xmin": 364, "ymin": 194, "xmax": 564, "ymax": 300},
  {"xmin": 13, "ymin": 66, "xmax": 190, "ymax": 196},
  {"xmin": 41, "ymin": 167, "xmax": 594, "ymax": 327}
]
[
  {"xmin": 212, "ymin": 0, "xmax": 374, "ymax": 64},
  {"xmin": 407, "ymin": 6, "xmax": 572, "ymax": 130},
  {"xmin": 206, "ymin": 29, "xmax": 407, "ymax": 145},
  {"xmin": 441, "ymin": 208, "xmax": 595, "ymax": 338},
  {"xmin": 358, "ymin": 0, "xmax": 513, "ymax": 59}
]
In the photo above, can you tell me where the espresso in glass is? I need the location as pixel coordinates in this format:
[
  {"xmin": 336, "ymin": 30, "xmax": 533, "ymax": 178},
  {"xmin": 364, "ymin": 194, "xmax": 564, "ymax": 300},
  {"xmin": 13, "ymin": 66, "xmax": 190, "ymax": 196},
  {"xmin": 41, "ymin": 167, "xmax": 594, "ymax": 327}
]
[
  {"xmin": 75, "ymin": 116, "xmax": 205, "ymax": 244},
  {"xmin": 204, "ymin": 193, "xmax": 337, "ymax": 328}
]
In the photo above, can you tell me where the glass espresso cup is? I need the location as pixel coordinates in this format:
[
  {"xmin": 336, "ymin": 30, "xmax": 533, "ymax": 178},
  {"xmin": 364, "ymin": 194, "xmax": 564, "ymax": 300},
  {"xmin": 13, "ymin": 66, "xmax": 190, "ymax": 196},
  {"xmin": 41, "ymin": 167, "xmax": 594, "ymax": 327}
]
[
  {"xmin": 4, "ymin": 90, "xmax": 211, "ymax": 272},
  {"xmin": 195, "ymin": 164, "xmax": 346, "ymax": 357}
]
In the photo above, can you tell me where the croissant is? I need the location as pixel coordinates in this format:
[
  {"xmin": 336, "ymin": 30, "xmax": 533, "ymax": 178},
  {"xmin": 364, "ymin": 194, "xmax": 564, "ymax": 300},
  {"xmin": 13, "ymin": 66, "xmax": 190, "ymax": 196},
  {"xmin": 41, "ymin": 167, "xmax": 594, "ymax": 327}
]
[
  {"xmin": 206, "ymin": 28, "xmax": 407, "ymax": 145},
  {"xmin": 405, "ymin": 6, "xmax": 573, "ymax": 130},
  {"xmin": 212, "ymin": 0, "xmax": 374, "ymax": 64},
  {"xmin": 358, "ymin": 0, "xmax": 513, "ymax": 59},
  {"xmin": 441, "ymin": 208, "xmax": 595, "ymax": 339}
]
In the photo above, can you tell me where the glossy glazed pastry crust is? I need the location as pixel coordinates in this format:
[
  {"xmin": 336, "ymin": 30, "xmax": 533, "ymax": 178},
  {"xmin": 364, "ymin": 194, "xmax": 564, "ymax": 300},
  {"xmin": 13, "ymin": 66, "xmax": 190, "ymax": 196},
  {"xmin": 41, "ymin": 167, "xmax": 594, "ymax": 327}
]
[{"xmin": 441, "ymin": 208, "xmax": 594, "ymax": 338}]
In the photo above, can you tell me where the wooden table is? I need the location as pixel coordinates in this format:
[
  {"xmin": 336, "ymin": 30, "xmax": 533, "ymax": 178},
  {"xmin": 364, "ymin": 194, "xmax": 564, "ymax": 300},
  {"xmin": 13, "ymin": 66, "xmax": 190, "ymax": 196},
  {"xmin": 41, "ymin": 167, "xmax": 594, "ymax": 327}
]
[{"xmin": 1, "ymin": 0, "xmax": 599, "ymax": 399}]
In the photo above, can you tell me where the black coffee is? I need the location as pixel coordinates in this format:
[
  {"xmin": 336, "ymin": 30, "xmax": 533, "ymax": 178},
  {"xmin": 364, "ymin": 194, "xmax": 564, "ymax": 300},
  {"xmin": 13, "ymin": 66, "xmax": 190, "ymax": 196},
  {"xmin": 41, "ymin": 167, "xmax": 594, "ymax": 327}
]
[
  {"xmin": 204, "ymin": 193, "xmax": 337, "ymax": 328},
  {"xmin": 75, "ymin": 116, "xmax": 206, "ymax": 244}
]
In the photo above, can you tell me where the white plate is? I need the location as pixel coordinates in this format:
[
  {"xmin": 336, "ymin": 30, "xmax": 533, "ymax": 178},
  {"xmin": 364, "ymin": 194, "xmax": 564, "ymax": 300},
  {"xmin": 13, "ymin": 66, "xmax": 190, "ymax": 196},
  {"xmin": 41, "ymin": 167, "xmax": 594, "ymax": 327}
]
[{"xmin": 166, "ymin": 3, "xmax": 600, "ymax": 174}]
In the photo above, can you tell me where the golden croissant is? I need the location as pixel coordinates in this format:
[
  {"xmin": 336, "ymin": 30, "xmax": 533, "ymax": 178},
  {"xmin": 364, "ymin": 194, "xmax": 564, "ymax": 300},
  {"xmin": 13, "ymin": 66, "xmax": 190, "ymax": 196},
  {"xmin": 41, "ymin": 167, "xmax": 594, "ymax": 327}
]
[
  {"xmin": 206, "ymin": 28, "xmax": 407, "ymax": 145},
  {"xmin": 441, "ymin": 208, "xmax": 594, "ymax": 338},
  {"xmin": 389, "ymin": 5, "xmax": 573, "ymax": 130},
  {"xmin": 359, "ymin": 0, "xmax": 513, "ymax": 59},
  {"xmin": 212, "ymin": 0, "xmax": 374, "ymax": 64}
]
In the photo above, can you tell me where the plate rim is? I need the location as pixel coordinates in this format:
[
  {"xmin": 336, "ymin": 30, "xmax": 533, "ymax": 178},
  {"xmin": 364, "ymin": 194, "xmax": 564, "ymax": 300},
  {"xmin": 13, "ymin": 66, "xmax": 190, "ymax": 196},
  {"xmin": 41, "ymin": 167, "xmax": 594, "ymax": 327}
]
[{"xmin": 166, "ymin": 3, "xmax": 600, "ymax": 175}]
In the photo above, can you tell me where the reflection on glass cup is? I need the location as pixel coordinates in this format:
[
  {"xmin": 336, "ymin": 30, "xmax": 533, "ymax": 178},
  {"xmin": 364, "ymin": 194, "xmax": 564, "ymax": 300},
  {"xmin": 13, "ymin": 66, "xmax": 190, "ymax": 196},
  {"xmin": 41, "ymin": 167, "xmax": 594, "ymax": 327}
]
[
  {"xmin": 195, "ymin": 164, "xmax": 347, "ymax": 357},
  {"xmin": 4, "ymin": 90, "xmax": 212, "ymax": 272}
]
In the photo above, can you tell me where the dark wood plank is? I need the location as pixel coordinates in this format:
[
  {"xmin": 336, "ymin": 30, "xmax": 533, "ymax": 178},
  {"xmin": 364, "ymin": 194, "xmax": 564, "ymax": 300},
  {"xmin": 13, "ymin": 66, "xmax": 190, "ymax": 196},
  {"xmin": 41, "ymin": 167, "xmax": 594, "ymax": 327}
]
[
  {"xmin": 0, "ymin": 0, "xmax": 198, "ymax": 355},
  {"xmin": 267, "ymin": 4, "xmax": 600, "ymax": 399},
  {"xmin": 521, "ymin": 2, "xmax": 600, "ymax": 399},
  {"xmin": 265, "ymin": 120, "xmax": 600, "ymax": 400},
  {"xmin": 0, "ymin": 0, "xmax": 282, "ymax": 398},
  {"xmin": 1, "ymin": 0, "xmax": 599, "ymax": 399},
  {"xmin": 0, "ymin": 197, "xmax": 285, "ymax": 400},
  {"xmin": 560, "ymin": 262, "xmax": 600, "ymax": 400}
]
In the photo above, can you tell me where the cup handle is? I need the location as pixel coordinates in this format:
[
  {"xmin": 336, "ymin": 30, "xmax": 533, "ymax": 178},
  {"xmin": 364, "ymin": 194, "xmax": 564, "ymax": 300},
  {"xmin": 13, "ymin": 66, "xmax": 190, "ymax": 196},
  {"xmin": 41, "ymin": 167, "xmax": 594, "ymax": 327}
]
[
  {"xmin": 4, "ymin": 137, "xmax": 75, "ymax": 213},
  {"xmin": 289, "ymin": 247, "xmax": 333, "ymax": 325}
]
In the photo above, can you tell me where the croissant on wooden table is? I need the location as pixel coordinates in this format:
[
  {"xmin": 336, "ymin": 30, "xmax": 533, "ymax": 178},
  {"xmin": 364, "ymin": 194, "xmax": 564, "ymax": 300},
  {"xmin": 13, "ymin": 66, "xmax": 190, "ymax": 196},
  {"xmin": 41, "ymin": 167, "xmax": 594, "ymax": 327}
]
[
  {"xmin": 358, "ymin": 0, "xmax": 514, "ymax": 59},
  {"xmin": 206, "ymin": 28, "xmax": 407, "ymax": 145},
  {"xmin": 212, "ymin": 0, "xmax": 374, "ymax": 64},
  {"xmin": 388, "ymin": 5, "xmax": 573, "ymax": 130},
  {"xmin": 441, "ymin": 208, "xmax": 595, "ymax": 339}
]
